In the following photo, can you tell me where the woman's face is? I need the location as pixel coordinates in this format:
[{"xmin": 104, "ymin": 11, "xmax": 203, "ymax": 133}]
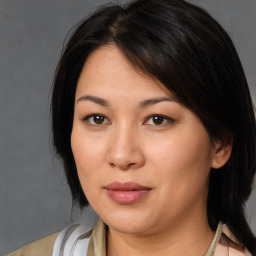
[{"xmin": 71, "ymin": 45, "xmax": 221, "ymax": 235}]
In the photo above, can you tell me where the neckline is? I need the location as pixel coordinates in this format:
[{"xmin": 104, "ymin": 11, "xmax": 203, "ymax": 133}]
[
  {"xmin": 85, "ymin": 219, "xmax": 224, "ymax": 256},
  {"xmin": 205, "ymin": 222, "xmax": 223, "ymax": 256}
]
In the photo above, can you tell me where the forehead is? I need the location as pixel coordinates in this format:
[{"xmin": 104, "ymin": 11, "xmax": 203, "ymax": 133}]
[{"xmin": 76, "ymin": 45, "xmax": 174, "ymax": 101}]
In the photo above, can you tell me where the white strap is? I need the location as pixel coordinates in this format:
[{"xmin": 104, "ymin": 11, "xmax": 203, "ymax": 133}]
[{"xmin": 52, "ymin": 224, "xmax": 91, "ymax": 256}]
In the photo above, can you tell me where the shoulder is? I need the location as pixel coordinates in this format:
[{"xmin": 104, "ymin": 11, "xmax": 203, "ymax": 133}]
[
  {"xmin": 8, "ymin": 232, "xmax": 59, "ymax": 256},
  {"xmin": 215, "ymin": 224, "xmax": 252, "ymax": 256},
  {"xmin": 8, "ymin": 223, "xmax": 93, "ymax": 256}
]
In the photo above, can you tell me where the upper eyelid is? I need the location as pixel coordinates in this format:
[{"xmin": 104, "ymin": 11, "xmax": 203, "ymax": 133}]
[
  {"xmin": 82, "ymin": 114, "xmax": 111, "ymax": 124},
  {"xmin": 81, "ymin": 113, "xmax": 175, "ymax": 124},
  {"xmin": 145, "ymin": 114, "xmax": 175, "ymax": 121},
  {"xmin": 82, "ymin": 113, "xmax": 107, "ymax": 120},
  {"xmin": 143, "ymin": 114, "xmax": 175, "ymax": 126}
]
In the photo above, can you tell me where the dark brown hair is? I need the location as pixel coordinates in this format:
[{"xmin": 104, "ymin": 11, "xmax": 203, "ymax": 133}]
[{"xmin": 51, "ymin": 0, "xmax": 256, "ymax": 253}]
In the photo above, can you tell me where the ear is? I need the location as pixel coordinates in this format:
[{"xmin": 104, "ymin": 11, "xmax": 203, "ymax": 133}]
[{"xmin": 211, "ymin": 139, "xmax": 232, "ymax": 169}]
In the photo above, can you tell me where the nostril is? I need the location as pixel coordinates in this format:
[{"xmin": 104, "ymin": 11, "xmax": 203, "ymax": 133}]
[{"xmin": 109, "ymin": 161, "xmax": 136, "ymax": 170}]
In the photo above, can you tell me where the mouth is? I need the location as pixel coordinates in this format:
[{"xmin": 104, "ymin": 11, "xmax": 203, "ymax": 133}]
[{"xmin": 104, "ymin": 182, "xmax": 152, "ymax": 205}]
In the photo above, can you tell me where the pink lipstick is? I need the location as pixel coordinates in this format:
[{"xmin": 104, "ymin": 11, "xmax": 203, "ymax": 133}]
[{"xmin": 104, "ymin": 182, "xmax": 151, "ymax": 205}]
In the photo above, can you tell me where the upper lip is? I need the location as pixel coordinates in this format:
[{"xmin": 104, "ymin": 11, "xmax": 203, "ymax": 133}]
[{"xmin": 105, "ymin": 182, "xmax": 151, "ymax": 191}]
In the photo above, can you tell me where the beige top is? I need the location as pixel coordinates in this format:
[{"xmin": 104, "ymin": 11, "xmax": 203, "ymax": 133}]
[
  {"xmin": 8, "ymin": 232, "xmax": 59, "ymax": 256},
  {"xmin": 8, "ymin": 220, "xmax": 252, "ymax": 256}
]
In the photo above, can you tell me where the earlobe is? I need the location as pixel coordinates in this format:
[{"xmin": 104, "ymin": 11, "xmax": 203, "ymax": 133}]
[{"xmin": 211, "ymin": 140, "xmax": 232, "ymax": 169}]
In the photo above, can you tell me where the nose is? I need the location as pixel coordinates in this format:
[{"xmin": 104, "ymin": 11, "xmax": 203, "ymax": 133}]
[{"xmin": 107, "ymin": 126, "xmax": 145, "ymax": 170}]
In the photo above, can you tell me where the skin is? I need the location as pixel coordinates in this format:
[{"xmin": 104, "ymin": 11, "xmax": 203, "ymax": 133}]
[{"xmin": 71, "ymin": 45, "xmax": 231, "ymax": 256}]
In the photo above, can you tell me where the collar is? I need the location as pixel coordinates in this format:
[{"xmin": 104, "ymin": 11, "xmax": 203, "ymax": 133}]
[{"xmin": 86, "ymin": 219, "xmax": 106, "ymax": 256}]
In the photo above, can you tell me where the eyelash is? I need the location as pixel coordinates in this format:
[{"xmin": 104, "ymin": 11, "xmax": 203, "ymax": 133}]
[
  {"xmin": 82, "ymin": 114, "xmax": 111, "ymax": 125},
  {"xmin": 82, "ymin": 114, "xmax": 175, "ymax": 127},
  {"xmin": 144, "ymin": 114, "xmax": 175, "ymax": 126}
]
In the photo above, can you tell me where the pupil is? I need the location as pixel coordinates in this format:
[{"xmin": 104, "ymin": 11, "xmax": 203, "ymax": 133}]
[
  {"xmin": 94, "ymin": 115, "xmax": 104, "ymax": 124},
  {"xmin": 153, "ymin": 116, "xmax": 163, "ymax": 125}
]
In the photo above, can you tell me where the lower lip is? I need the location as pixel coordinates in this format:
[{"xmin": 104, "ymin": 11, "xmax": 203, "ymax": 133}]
[{"xmin": 106, "ymin": 189, "xmax": 151, "ymax": 205}]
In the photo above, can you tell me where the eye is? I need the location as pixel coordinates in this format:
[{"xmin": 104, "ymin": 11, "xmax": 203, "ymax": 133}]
[
  {"xmin": 144, "ymin": 115, "xmax": 174, "ymax": 126},
  {"xmin": 83, "ymin": 114, "xmax": 110, "ymax": 125}
]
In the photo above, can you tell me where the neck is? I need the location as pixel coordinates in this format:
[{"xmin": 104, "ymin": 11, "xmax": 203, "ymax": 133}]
[{"xmin": 107, "ymin": 210, "xmax": 214, "ymax": 256}]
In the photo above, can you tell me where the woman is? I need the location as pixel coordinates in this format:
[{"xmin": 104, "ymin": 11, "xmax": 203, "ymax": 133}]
[{"xmin": 9, "ymin": 0, "xmax": 256, "ymax": 255}]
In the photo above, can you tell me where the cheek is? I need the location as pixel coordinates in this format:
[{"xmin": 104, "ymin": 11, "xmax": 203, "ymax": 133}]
[
  {"xmin": 147, "ymin": 128, "xmax": 212, "ymax": 191},
  {"xmin": 147, "ymin": 135, "xmax": 212, "ymax": 216},
  {"xmin": 71, "ymin": 129, "xmax": 106, "ymax": 183},
  {"xmin": 149, "ymin": 133, "xmax": 211, "ymax": 168},
  {"xmin": 71, "ymin": 131, "xmax": 108, "ymax": 206}
]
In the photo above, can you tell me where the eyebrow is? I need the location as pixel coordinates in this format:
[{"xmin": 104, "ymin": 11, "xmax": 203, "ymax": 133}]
[
  {"xmin": 76, "ymin": 95, "xmax": 178, "ymax": 108},
  {"xmin": 77, "ymin": 95, "xmax": 110, "ymax": 106},
  {"xmin": 138, "ymin": 96, "xmax": 178, "ymax": 108}
]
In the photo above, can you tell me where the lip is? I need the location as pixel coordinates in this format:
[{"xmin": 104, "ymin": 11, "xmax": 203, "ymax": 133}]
[{"xmin": 104, "ymin": 182, "xmax": 152, "ymax": 205}]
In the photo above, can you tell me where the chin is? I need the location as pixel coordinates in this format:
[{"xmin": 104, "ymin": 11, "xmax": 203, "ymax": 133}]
[{"xmin": 100, "ymin": 210, "xmax": 158, "ymax": 235}]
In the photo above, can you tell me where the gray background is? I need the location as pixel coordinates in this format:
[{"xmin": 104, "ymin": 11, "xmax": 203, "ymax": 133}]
[{"xmin": 0, "ymin": 0, "xmax": 255, "ymax": 255}]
